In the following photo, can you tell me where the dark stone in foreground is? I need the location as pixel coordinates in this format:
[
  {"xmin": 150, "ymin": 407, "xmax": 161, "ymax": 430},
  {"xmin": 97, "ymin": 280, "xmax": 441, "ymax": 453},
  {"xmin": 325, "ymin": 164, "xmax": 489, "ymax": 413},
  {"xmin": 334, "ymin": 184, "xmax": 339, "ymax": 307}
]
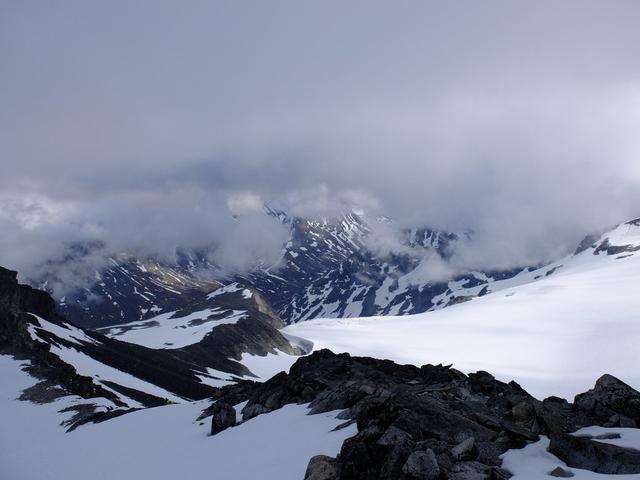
[
  {"xmin": 304, "ymin": 455, "xmax": 341, "ymax": 480},
  {"xmin": 549, "ymin": 434, "xmax": 640, "ymax": 474},
  {"xmin": 549, "ymin": 466, "xmax": 574, "ymax": 477},
  {"xmin": 402, "ymin": 449, "xmax": 440, "ymax": 479},
  {"xmin": 210, "ymin": 401, "xmax": 236, "ymax": 435},
  {"xmin": 204, "ymin": 349, "xmax": 640, "ymax": 480},
  {"xmin": 574, "ymin": 374, "xmax": 640, "ymax": 427}
]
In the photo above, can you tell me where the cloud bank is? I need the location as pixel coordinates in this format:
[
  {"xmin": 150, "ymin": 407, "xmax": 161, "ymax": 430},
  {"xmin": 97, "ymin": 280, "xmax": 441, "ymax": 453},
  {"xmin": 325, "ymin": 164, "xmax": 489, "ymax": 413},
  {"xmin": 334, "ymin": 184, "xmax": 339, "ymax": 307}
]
[{"xmin": 1, "ymin": 0, "xmax": 640, "ymax": 283}]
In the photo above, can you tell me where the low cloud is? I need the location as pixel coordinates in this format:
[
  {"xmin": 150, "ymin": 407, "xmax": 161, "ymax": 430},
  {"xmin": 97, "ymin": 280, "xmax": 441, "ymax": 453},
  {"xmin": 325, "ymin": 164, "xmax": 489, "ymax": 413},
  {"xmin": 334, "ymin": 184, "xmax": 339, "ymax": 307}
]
[{"xmin": 1, "ymin": 1, "xmax": 640, "ymax": 289}]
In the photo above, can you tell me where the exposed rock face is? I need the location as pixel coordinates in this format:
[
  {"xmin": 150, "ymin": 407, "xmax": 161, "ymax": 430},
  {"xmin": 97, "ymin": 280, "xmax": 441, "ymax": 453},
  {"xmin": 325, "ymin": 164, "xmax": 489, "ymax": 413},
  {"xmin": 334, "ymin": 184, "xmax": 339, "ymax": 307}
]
[
  {"xmin": 304, "ymin": 455, "xmax": 341, "ymax": 480},
  {"xmin": 549, "ymin": 434, "xmax": 640, "ymax": 474},
  {"xmin": 205, "ymin": 350, "xmax": 526, "ymax": 478},
  {"xmin": 573, "ymin": 374, "xmax": 640, "ymax": 427},
  {"xmin": 180, "ymin": 289, "xmax": 302, "ymax": 376},
  {"xmin": 0, "ymin": 266, "xmax": 118, "ymax": 403},
  {"xmin": 203, "ymin": 349, "xmax": 640, "ymax": 479},
  {"xmin": 549, "ymin": 466, "xmax": 575, "ymax": 477},
  {"xmin": 98, "ymin": 282, "xmax": 304, "ymax": 378},
  {"xmin": 593, "ymin": 238, "xmax": 640, "ymax": 256},
  {"xmin": 210, "ymin": 401, "xmax": 236, "ymax": 435},
  {"xmin": 402, "ymin": 449, "xmax": 440, "ymax": 479}
]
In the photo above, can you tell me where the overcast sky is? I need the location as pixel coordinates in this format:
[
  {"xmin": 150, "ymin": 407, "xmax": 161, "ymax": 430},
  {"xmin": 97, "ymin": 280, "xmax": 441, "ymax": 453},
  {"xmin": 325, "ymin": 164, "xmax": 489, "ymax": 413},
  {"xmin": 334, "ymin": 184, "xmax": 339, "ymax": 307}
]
[{"xmin": 2, "ymin": 0, "xmax": 640, "ymax": 281}]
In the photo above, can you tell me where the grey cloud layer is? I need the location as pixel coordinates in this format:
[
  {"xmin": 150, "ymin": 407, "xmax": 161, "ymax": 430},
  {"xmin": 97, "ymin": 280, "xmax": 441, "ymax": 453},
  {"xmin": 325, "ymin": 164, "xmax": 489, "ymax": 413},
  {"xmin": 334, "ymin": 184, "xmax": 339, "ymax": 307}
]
[{"xmin": 1, "ymin": 0, "xmax": 640, "ymax": 279}]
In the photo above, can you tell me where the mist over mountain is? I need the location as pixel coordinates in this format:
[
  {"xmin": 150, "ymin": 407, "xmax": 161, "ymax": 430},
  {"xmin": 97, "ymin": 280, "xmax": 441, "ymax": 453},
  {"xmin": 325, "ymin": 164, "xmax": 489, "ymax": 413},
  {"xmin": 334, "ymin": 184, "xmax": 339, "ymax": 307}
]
[{"xmin": 2, "ymin": 1, "xmax": 640, "ymax": 287}]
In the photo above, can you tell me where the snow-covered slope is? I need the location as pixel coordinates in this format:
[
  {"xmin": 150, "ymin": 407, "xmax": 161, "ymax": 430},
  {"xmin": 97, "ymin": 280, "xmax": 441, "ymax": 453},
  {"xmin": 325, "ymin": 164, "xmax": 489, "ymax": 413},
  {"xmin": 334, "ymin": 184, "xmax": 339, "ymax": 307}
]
[
  {"xmin": 99, "ymin": 307, "xmax": 247, "ymax": 349},
  {"xmin": 285, "ymin": 218, "xmax": 640, "ymax": 400},
  {"xmin": 95, "ymin": 281, "xmax": 304, "ymax": 385},
  {"xmin": 28, "ymin": 313, "xmax": 186, "ymax": 405},
  {"xmin": 0, "ymin": 355, "xmax": 355, "ymax": 480},
  {"xmin": 99, "ymin": 284, "xmax": 258, "ymax": 349}
]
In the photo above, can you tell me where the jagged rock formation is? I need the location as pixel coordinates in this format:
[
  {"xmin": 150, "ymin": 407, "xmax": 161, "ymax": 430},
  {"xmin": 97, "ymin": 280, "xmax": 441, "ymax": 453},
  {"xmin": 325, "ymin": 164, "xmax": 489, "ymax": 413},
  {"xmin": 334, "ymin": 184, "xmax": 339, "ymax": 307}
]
[
  {"xmin": 99, "ymin": 282, "xmax": 303, "ymax": 375},
  {"xmin": 0, "ymin": 265, "xmax": 302, "ymax": 428},
  {"xmin": 548, "ymin": 433, "xmax": 640, "ymax": 474},
  {"xmin": 0, "ymin": 266, "xmax": 121, "ymax": 405},
  {"xmin": 237, "ymin": 214, "xmax": 510, "ymax": 322},
  {"xmin": 41, "ymin": 246, "xmax": 222, "ymax": 329},
  {"xmin": 204, "ymin": 350, "xmax": 640, "ymax": 479}
]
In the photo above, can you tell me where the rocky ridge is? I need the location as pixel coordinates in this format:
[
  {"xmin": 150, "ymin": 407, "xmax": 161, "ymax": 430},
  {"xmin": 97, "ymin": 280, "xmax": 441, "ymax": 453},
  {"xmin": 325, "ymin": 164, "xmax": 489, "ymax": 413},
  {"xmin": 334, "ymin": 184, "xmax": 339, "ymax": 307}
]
[
  {"xmin": 204, "ymin": 350, "xmax": 640, "ymax": 479},
  {"xmin": 0, "ymin": 266, "xmax": 302, "ymax": 428}
]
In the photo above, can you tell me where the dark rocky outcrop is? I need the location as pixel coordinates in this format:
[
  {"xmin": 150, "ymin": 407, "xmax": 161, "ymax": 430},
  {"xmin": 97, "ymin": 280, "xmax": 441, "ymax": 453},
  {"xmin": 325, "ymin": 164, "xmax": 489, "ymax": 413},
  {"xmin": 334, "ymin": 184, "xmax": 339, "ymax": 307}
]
[
  {"xmin": 0, "ymin": 266, "xmax": 123, "ymax": 405},
  {"xmin": 304, "ymin": 455, "xmax": 341, "ymax": 480},
  {"xmin": 573, "ymin": 233, "xmax": 599, "ymax": 255},
  {"xmin": 203, "ymin": 349, "xmax": 640, "ymax": 479},
  {"xmin": 593, "ymin": 238, "xmax": 640, "ymax": 256},
  {"xmin": 549, "ymin": 433, "xmax": 640, "ymax": 474},
  {"xmin": 549, "ymin": 466, "xmax": 574, "ymax": 477},
  {"xmin": 402, "ymin": 449, "xmax": 440, "ymax": 479},
  {"xmin": 573, "ymin": 374, "xmax": 640, "ymax": 427},
  {"xmin": 1, "ymin": 267, "xmax": 218, "ymax": 414},
  {"xmin": 97, "ymin": 283, "xmax": 304, "ymax": 378},
  {"xmin": 210, "ymin": 401, "xmax": 237, "ymax": 434}
]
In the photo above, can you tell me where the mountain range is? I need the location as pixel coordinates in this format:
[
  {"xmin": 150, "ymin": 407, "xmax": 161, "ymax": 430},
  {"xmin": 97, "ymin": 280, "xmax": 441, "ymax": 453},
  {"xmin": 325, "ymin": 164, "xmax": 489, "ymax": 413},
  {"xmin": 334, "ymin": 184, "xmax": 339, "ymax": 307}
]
[
  {"xmin": 34, "ymin": 210, "xmax": 533, "ymax": 330},
  {"xmin": 2, "ymin": 215, "xmax": 640, "ymax": 479}
]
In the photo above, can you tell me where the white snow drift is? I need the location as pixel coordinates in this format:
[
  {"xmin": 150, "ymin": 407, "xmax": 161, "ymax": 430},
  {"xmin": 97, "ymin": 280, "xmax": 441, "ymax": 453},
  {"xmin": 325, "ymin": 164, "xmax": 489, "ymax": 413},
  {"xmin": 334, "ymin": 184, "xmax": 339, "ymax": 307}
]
[{"xmin": 0, "ymin": 355, "xmax": 356, "ymax": 480}]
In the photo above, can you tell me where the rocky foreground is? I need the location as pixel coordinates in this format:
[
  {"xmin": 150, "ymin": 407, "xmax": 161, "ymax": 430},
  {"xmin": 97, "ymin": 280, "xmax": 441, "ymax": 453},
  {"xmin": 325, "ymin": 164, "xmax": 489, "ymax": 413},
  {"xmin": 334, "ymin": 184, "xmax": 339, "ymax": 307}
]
[{"xmin": 205, "ymin": 350, "xmax": 640, "ymax": 479}]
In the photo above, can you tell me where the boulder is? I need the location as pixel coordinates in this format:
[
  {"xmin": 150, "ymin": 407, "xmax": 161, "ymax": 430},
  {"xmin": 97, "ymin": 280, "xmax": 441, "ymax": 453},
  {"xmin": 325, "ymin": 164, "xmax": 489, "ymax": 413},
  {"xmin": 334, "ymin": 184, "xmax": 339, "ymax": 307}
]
[
  {"xmin": 402, "ymin": 449, "xmax": 440, "ymax": 479},
  {"xmin": 548, "ymin": 433, "xmax": 640, "ymax": 474},
  {"xmin": 448, "ymin": 461, "xmax": 490, "ymax": 479},
  {"xmin": 451, "ymin": 437, "xmax": 475, "ymax": 460},
  {"xmin": 549, "ymin": 466, "xmax": 574, "ymax": 477},
  {"xmin": 574, "ymin": 374, "xmax": 640, "ymax": 426},
  {"xmin": 304, "ymin": 455, "xmax": 341, "ymax": 480},
  {"xmin": 210, "ymin": 401, "xmax": 236, "ymax": 434},
  {"xmin": 377, "ymin": 426, "xmax": 414, "ymax": 447}
]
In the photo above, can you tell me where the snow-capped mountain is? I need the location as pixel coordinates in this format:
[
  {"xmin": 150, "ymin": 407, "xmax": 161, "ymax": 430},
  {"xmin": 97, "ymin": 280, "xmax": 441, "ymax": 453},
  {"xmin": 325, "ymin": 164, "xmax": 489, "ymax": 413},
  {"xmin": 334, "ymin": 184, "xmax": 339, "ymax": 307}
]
[
  {"xmin": 39, "ymin": 211, "xmax": 531, "ymax": 329},
  {"xmin": 238, "ymin": 212, "xmax": 462, "ymax": 321},
  {"xmin": 241, "ymin": 212, "xmax": 529, "ymax": 322},
  {"xmin": 40, "ymin": 246, "xmax": 222, "ymax": 329}
]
